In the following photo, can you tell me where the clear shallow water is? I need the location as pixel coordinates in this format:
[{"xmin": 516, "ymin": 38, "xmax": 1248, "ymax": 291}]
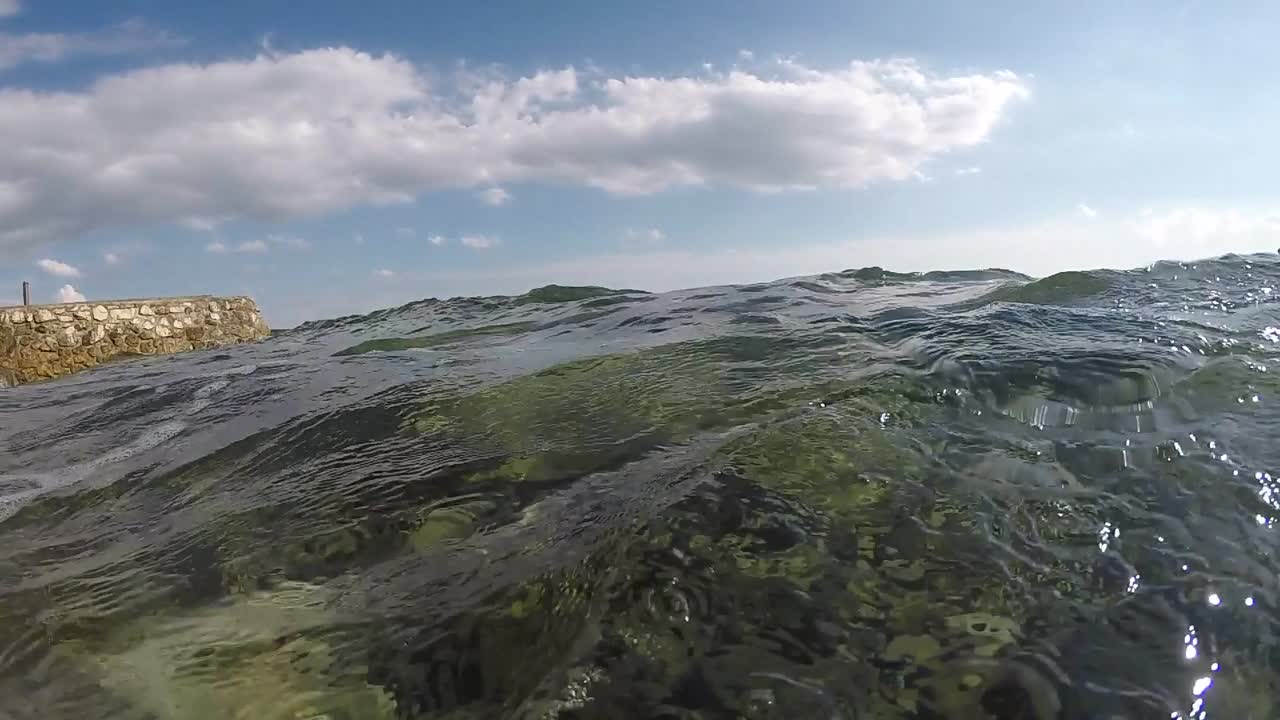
[{"xmin": 1, "ymin": 256, "xmax": 1278, "ymax": 719}]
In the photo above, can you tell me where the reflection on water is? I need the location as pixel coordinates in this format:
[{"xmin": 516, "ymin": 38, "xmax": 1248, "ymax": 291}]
[{"xmin": 1, "ymin": 256, "xmax": 1279, "ymax": 719}]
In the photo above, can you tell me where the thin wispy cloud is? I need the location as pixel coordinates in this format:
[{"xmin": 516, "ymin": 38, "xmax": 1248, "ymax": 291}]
[
  {"xmin": 622, "ymin": 227, "xmax": 666, "ymax": 247},
  {"xmin": 428, "ymin": 234, "xmax": 446, "ymax": 246},
  {"xmin": 101, "ymin": 241, "xmax": 146, "ymax": 266},
  {"xmin": 0, "ymin": 19, "xmax": 184, "ymax": 72},
  {"xmin": 181, "ymin": 217, "xmax": 220, "ymax": 232},
  {"xmin": 460, "ymin": 235, "xmax": 499, "ymax": 250},
  {"xmin": 0, "ymin": 49, "xmax": 1027, "ymax": 251},
  {"xmin": 1128, "ymin": 207, "xmax": 1280, "ymax": 248},
  {"xmin": 373, "ymin": 268, "xmax": 395, "ymax": 278},
  {"xmin": 205, "ymin": 239, "xmax": 268, "ymax": 254},
  {"xmin": 0, "ymin": 0, "xmax": 19, "ymax": 18},
  {"xmin": 270, "ymin": 234, "xmax": 310, "ymax": 249},
  {"xmin": 400, "ymin": 205, "xmax": 1280, "ymax": 307},
  {"xmin": 395, "ymin": 227, "xmax": 416, "ymax": 238},
  {"xmin": 56, "ymin": 284, "xmax": 86, "ymax": 303},
  {"xmin": 478, "ymin": 187, "xmax": 512, "ymax": 206},
  {"xmin": 1077, "ymin": 203, "xmax": 1099, "ymax": 219},
  {"xmin": 37, "ymin": 258, "xmax": 81, "ymax": 278},
  {"xmin": 955, "ymin": 166, "xmax": 982, "ymax": 176}
]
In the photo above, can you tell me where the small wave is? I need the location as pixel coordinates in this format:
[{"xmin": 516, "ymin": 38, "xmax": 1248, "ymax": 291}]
[{"xmin": 0, "ymin": 376, "xmax": 234, "ymax": 523}]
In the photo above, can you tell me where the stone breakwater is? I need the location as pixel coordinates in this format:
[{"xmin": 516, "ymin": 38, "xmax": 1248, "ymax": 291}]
[{"xmin": 0, "ymin": 296, "xmax": 270, "ymax": 387}]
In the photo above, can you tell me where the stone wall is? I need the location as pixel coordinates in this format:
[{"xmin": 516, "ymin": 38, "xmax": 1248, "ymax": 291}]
[{"xmin": 0, "ymin": 296, "xmax": 271, "ymax": 387}]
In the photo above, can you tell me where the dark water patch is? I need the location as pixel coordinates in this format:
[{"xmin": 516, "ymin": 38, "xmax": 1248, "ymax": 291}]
[
  {"xmin": 982, "ymin": 270, "xmax": 1115, "ymax": 306},
  {"xmin": 615, "ymin": 314, "xmax": 684, "ymax": 328},
  {"xmin": 333, "ymin": 322, "xmax": 537, "ymax": 356},
  {"xmin": 516, "ymin": 284, "xmax": 646, "ymax": 305},
  {"xmin": 730, "ymin": 313, "xmax": 782, "ymax": 326},
  {"xmin": 581, "ymin": 293, "xmax": 656, "ymax": 309}
]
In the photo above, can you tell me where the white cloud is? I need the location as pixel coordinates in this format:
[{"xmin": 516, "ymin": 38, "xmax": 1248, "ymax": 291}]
[
  {"xmin": 100, "ymin": 240, "xmax": 143, "ymax": 265},
  {"xmin": 56, "ymin": 284, "xmax": 85, "ymax": 303},
  {"xmin": 1128, "ymin": 207, "xmax": 1280, "ymax": 249},
  {"xmin": 1077, "ymin": 203, "xmax": 1099, "ymax": 218},
  {"xmin": 0, "ymin": 49, "xmax": 1028, "ymax": 252},
  {"xmin": 396, "ymin": 227, "xmax": 416, "ymax": 238},
  {"xmin": 0, "ymin": 0, "xmax": 18, "ymax": 18},
  {"xmin": 955, "ymin": 166, "xmax": 982, "ymax": 176},
  {"xmin": 36, "ymin": 258, "xmax": 81, "ymax": 278},
  {"xmin": 373, "ymin": 268, "xmax": 395, "ymax": 278},
  {"xmin": 460, "ymin": 234, "xmax": 499, "ymax": 250},
  {"xmin": 623, "ymin": 227, "xmax": 666, "ymax": 246},
  {"xmin": 478, "ymin": 187, "xmax": 512, "ymax": 206},
  {"xmin": 428, "ymin": 234, "xmax": 446, "ymax": 246},
  {"xmin": 269, "ymin": 233, "xmax": 309, "ymax": 249},
  {"xmin": 181, "ymin": 217, "xmax": 219, "ymax": 232},
  {"xmin": 737, "ymin": 49, "xmax": 754, "ymax": 62},
  {"xmin": 206, "ymin": 239, "xmax": 267, "ymax": 254},
  {"xmin": 0, "ymin": 19, "xmax": 182, "ymax": 71}
]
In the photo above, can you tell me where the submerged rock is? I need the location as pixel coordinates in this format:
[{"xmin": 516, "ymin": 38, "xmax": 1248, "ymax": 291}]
[{"xmin": 56, "ymin": 581, "xmax": 396, "ymax": 720}]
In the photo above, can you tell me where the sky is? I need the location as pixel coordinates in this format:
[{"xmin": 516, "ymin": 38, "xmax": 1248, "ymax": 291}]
[{"xmin": 1, "ymin": 0, "xmax": 1278, "ymax": 326}]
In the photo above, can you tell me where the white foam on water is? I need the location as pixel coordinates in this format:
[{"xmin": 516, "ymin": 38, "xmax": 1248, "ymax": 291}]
[{"xmin": 0, "ymin": 377, "xmax": 233, "ymax": 524}]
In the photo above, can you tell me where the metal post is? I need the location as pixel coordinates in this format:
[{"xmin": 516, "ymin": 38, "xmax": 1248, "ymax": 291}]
[{"xmin": 22, "ymin": 281, "xmax": 30, "ymax": 306}]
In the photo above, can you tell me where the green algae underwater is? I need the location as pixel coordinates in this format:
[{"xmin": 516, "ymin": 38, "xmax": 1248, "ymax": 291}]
[{"xmin": 1, "ymin": 260, "xmax": 1280, "ymax": 719}]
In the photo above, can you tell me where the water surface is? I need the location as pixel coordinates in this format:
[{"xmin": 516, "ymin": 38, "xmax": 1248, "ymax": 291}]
[{"xmin": 2, "ymin": 257, "xmax": 1278, "ymax": 719}]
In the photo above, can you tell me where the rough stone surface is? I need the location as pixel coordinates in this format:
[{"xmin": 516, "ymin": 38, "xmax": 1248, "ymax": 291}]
[{"xmin": 0, "ymin": 296, "xmax": 270, "ymax": 387}]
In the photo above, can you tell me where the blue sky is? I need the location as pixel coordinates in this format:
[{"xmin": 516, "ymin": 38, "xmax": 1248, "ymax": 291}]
[{"xmin": 2, "ymin": 0, "xmax": 1278, "ymax": 326}]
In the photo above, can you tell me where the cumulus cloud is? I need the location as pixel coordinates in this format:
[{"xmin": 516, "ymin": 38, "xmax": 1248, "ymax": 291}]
[
  {"xmin": 0, "ymin": 48, "xmax": 1027, "ymax": 252},
  {"xmin": 37, "ymin": 258, "xmax": 81, "ymax": 277},
  {"xmin": 478, "ymin": 187, "xmax": 511, "ymax": 206},
  {"xmin": 56, "ymin": 284, "xmax": 85, "ymax": 303},
  {"xmin": 0, "ymin": 19, "xmax": 183, "ymax": 71},
  {"xmin": 1077, "ymin": 203, "xmax": 1099, "ymax": 218},
  {"xmin": 460, "ymin": 234, "xmax": 499, "ymax": 249}
]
